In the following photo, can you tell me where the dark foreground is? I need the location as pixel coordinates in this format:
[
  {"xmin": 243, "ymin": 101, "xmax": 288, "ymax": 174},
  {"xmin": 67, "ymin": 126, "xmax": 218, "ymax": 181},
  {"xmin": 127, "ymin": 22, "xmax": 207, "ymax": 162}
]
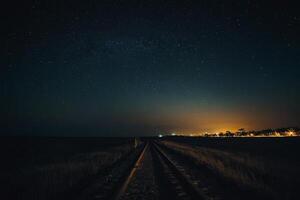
[{"xmin": 1, "ymin": 137, "xmax": 300, "ymax": 200}]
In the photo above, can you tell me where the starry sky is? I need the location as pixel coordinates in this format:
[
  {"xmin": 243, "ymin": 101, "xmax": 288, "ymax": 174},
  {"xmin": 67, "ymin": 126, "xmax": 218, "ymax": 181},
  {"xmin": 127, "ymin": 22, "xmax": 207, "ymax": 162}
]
[{"xmin": 2, "ymin": 0, "xmax": 300, "ymax": 136}]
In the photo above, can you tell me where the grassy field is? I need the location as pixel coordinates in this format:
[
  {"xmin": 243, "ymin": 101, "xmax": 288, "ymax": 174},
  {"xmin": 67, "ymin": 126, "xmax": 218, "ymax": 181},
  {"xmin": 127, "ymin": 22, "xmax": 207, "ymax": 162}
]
[
  {"xmin": 0, "ymin": 137, "xmax": 137, "ymax": 200},
  {"xmin": 2, "ymin": 136, "xmax": 299, "ymax": 199},
  {"xmin": 160, "ymin": 137, "xmax": 300, "ymax": 199}
]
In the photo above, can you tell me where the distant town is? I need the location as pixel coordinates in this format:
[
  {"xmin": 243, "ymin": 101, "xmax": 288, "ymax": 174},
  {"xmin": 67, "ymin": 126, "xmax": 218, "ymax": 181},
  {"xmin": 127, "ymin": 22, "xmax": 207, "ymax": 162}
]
[{"xmin": 160, "ymin": 127, "xmax": 300, "ymax": 137}]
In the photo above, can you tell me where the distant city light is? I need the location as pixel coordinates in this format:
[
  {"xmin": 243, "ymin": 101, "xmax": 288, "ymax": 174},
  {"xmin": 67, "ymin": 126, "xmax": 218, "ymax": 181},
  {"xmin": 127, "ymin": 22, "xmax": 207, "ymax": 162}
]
[
  {"xmin": 174, "ymin": 128, "xmax": 299, "ymax": 138},
  {"xmin": 158, "ymin": 134, "xmax": 163, "ymax": 138},
  {"xmin": 274, "ymin": 132, "xmax": 281, "ymax": 137},
  {"xmin": 286, "ymin": 130, "xmax": 296, "ymax": 136}
]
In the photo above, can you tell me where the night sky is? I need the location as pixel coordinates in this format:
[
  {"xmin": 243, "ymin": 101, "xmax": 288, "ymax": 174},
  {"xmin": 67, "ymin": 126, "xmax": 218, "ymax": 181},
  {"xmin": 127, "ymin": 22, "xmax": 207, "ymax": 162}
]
[{"xmin": 2, "ymin": 1, "xmax": 300, "ymax": 136}]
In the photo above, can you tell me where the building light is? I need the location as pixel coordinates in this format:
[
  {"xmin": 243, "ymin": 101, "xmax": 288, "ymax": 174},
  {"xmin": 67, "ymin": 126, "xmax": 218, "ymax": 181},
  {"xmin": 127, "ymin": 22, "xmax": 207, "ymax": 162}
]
[{"xmin": 287, "ymin": 130, "xmax": 295, "ymax": 136}]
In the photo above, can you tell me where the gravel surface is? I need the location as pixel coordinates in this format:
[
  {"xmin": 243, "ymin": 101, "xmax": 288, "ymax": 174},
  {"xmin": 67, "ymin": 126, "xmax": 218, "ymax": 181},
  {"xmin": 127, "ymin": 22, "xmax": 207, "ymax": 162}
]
[
  {"xmin": 73, "ymin": 145, "xmax": 145, "ymax": 200},
  {"xmin": 120, "ymin": 147, "xmax": 159, "ymax": 200}
]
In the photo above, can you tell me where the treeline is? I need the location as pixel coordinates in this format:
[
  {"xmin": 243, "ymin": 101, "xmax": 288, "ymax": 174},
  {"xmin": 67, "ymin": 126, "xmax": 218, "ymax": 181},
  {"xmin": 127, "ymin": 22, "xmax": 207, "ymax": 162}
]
[{"xmin": 208, "ymin": 127, "xmax": 300, "ymax": 137}]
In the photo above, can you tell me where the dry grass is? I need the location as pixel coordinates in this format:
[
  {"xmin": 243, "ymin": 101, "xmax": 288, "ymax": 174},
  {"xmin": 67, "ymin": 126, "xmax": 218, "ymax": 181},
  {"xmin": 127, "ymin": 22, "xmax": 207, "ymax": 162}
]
[
  {"xmin": 5, "ymin": 143, "xmax": 134, "ymax": 200},
  {"xmin": 161, "ymin": 140, "xmax": 299, "ymax": 198}
]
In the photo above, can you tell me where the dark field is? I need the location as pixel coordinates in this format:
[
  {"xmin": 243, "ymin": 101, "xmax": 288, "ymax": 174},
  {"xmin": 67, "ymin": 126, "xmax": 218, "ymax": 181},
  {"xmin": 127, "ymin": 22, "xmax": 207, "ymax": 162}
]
[
  {"xmin": 0, "ymin": 137, "xmax": 138, "ymax": 200},
  {"xmin": 1, "ymin": 137, "xmax": 300, "ymax": 200},
  {"xmin": 0, "ymin": 137, "xmax": 135, "ymax": 170},
  {"xmin": 160, "ymin": 137, "xmax": 300, "ymax": 199},
  {"xmin": 162, "ymin": 136, "xmax": 300, "ymax": 164}
]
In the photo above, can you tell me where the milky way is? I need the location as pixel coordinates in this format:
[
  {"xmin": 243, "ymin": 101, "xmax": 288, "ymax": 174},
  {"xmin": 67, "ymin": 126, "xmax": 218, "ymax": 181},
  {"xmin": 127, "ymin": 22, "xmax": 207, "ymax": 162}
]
[{"xmin": 2, "ymin": 1, "xmax": 300, "ymax": 136}]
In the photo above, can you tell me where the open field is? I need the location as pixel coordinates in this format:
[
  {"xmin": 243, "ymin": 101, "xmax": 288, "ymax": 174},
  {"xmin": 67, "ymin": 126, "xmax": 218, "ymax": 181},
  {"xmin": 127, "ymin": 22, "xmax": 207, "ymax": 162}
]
[
  {"xmin": 1, "ymin": 137, "xmax": 300, "ymax": 200},
  {"xmin": 0, "ymin": 137, "xmax": 139, "ymax": 200},
  {"xmin": 160, "ymin": 136, "xmax": 300, "ymax": 199}
]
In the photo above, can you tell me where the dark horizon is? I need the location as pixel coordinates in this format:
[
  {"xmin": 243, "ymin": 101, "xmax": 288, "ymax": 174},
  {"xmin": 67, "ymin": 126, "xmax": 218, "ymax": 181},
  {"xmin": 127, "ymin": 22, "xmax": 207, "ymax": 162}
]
[{"xmin": 2, "ymin": 1, "xmax": 300, "ymax": 136}]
